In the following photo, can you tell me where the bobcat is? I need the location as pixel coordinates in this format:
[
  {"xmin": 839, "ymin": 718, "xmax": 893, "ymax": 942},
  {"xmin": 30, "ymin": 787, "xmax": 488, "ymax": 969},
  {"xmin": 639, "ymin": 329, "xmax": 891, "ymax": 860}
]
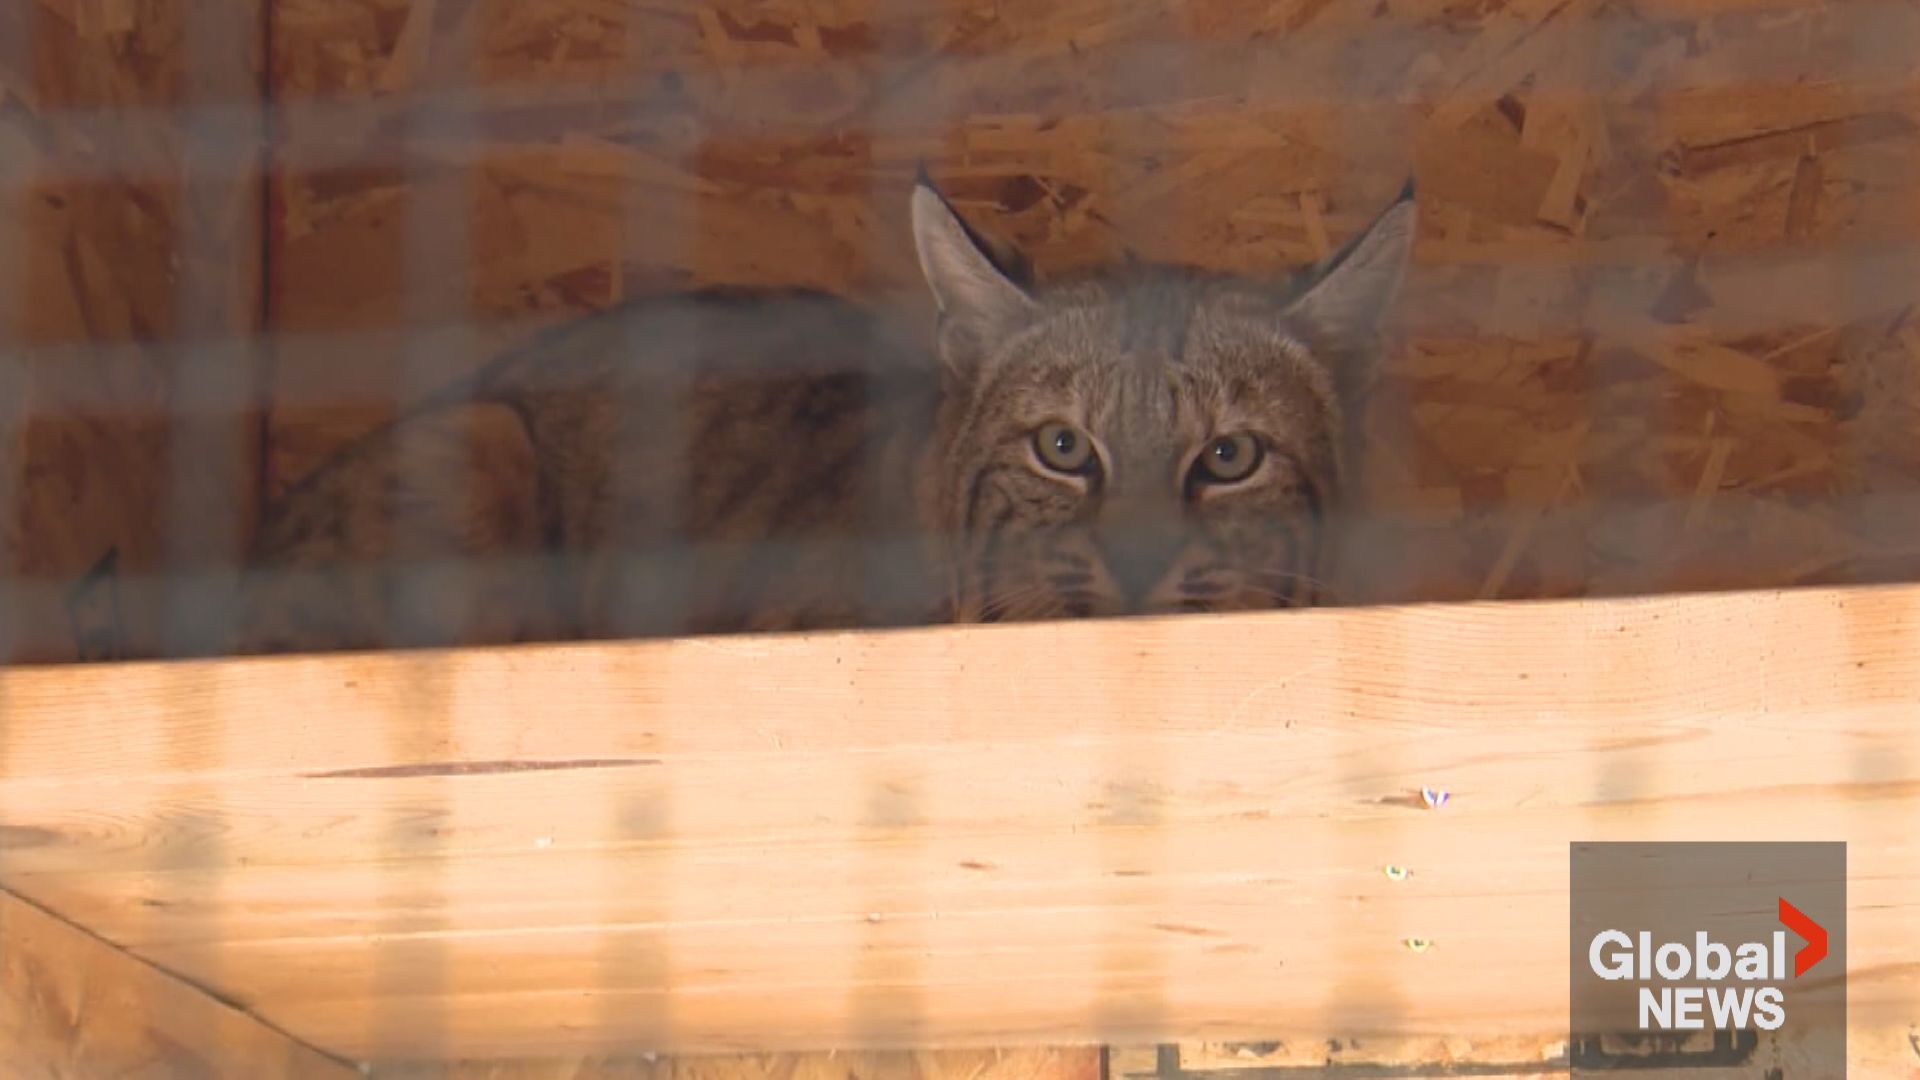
[{"xmin": 234, "ymin": 178, "xmax": 1416, "ymax": 654}]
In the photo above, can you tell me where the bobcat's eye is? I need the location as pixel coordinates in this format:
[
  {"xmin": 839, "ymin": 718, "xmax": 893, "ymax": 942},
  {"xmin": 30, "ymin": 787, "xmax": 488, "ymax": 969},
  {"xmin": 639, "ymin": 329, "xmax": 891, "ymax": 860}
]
[
  {"xmin": 1193, "ymin": 433, "xmax": 1264, "ymax": 485},
  {"xmin": 1033, "ymin": 422, "xmax": 1096, "ymax": 475}
]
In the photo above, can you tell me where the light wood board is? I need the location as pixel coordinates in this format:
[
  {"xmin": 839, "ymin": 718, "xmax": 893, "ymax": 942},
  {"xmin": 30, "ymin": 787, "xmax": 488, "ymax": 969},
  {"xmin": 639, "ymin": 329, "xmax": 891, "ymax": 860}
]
[
  {"xmin": 0, "ymin": 888, "xmax": 356, "ymax": 1078},
  {"xmin": 0, "ymin": 585, "xmax": 1915, "ymax": 1062}
]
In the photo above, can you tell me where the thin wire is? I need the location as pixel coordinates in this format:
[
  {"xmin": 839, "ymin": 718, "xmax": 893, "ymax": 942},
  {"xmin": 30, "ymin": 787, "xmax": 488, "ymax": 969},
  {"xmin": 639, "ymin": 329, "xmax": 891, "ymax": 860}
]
[
  {"xmin": 3, "ymin": 1, "xmax": 1912, "ymax": 186},
  {"xmin": 164, "ymin": 5, "xmax": 267, "ymax": 657},
  {"xmin": 4, "ymin": 233, "xmax": 1917, "ymax": 430},
  {"xmin": 366, "ymin": 0, "xmax": 485, "ymax": 1062},
  {"xmin": 0, "ymin": 19, "xmax": 29, "ymax": 1072},
  {"xmin": 139, "ymin": 3, "xmax": 274, "ymax": 1069},
  {"xmin": 585, "ymin": 2, "xmax": 701, "ymax": 1053},
  {"xmin": 0, "ymin": 0, "xmax": 26, "ymax": 667}
]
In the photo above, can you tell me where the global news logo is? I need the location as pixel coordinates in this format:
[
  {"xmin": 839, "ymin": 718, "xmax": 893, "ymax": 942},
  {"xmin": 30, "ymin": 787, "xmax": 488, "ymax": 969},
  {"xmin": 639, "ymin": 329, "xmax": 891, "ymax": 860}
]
[{"xmin": 1585, "ymin": 897, "xmax": 1828, "ymax": 1032}]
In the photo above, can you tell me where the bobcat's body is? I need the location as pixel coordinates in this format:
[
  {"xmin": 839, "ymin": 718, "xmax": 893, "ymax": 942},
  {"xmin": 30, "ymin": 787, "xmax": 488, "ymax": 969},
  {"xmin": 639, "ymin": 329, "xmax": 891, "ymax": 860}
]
[
  {"xmin": 239, "ymin": 290, "xmax": 942, "ymax": 653},
  {"xmin": 237, "ymin": 180, "xmax": 1417, "ymax": 655}
]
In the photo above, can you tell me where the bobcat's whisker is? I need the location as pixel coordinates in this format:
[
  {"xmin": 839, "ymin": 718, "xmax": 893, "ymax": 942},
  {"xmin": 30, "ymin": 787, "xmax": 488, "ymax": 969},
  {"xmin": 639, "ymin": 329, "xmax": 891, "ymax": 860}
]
[{"xmin": 981, "ymin": 578, "xmax": 1070, "ymax": 624}]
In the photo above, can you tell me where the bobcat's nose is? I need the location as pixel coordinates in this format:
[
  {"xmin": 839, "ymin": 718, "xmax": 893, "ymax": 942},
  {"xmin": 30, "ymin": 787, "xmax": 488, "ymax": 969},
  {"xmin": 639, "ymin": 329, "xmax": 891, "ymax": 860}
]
[{"xmin": 1097, "ymin": 518, "xmax": 1184, "ymax": 607}]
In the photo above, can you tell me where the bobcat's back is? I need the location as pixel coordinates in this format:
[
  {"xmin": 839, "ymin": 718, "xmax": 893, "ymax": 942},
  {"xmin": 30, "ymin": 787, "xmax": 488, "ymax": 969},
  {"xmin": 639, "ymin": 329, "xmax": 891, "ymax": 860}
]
[{"xmin": 237, "ymin": 290, "xmax": 941, "ymax": 655}]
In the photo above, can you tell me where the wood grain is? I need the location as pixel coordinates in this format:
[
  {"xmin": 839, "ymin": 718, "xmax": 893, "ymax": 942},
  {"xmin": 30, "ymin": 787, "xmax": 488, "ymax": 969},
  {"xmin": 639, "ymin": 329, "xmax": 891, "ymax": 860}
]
[
  {"xmin": 1113, "ymin": 1025, "xmax": 1920, "ymax": 1077},
  {"xmin": 1, "ymin": 586, "xmax": 1915, "ymax": 1061},
  {"xmin": 0, "ymin": 888, "xmax": 356, "ymax": 1078}
]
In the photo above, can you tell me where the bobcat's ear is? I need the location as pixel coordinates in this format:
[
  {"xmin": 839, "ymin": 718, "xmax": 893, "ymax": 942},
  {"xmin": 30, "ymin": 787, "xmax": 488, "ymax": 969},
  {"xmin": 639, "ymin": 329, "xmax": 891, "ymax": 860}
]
[
  {"xmin": 910, "ymin": 177, "xmax": 1036, "ymax": 356},
  {"xmin": 1282, "ymin": 179, "xmax": 1417, "ymax": 393}
]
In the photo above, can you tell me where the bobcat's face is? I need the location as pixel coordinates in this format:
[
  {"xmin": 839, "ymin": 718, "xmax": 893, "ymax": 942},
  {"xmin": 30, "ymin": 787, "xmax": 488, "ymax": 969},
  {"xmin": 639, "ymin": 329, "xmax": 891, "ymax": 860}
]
[{"xmin": 909, "ymin": 182, "xmax": 1415, "ymax": 622}]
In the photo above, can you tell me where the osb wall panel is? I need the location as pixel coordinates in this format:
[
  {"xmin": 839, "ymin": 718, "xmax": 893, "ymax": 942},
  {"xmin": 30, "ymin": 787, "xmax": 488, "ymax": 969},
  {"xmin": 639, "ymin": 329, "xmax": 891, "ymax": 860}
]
[
  {"xmin": 0, "ymin": 0, "xmax": 264, "ymax": 663},
  {"xmin": 261, "ymin": 0, "xmax": 1920, "ymax": 613},
  {"xmin": 382, "ymin": 1047, "xmax": 1099, "ymax": 1080}
]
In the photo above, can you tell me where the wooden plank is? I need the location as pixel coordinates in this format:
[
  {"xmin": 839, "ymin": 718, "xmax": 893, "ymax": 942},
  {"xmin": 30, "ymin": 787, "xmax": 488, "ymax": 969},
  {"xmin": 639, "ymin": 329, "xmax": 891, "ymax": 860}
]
[
  {"xmin": 0, "ymin": 888, "xmax": 357, "ymax": 1078},
  {"xmin": 1, "ymin": 586, "xmax": 1916, "ymax": 1061},
  {"xmin": 1113, "ymin": 1025, "xmax": 1920, "ymax": 1077}
]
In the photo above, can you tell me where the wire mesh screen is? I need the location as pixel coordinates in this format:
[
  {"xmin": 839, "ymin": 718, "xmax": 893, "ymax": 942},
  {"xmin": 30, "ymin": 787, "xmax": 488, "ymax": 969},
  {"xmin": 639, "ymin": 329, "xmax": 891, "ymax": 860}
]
[
  {"xmin": 0, "ymin": 0, "xmax": 1916, "ymax": 1074},
  {"xmin": 4, "ymin": 2, "xmax": 1920, "ymax": 664},
  {"xmin": 6, "ymin": 4, "xmax": 1920, "ymax": 667}
]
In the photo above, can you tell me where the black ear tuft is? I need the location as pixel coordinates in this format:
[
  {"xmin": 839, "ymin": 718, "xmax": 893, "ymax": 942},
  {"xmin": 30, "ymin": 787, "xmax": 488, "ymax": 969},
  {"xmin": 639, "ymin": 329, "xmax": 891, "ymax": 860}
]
[
  {"xmin": 1278, "ymin": 187, "xmax": 1418, "ymax": 405},
  {"xmin": 910, "ymin": 177, "xmax": 1037, "ymax": 337},
  {"xmin": 912, "ymin": 175, "xmax": 1033, "ymax": 288}
]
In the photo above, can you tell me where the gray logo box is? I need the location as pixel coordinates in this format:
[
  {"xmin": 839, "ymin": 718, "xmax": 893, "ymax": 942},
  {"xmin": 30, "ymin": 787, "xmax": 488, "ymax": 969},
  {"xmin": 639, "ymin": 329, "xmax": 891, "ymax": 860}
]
[{"xmin": 1569, "ymin": 842, "xmax": 1846, "ymax": 1077}]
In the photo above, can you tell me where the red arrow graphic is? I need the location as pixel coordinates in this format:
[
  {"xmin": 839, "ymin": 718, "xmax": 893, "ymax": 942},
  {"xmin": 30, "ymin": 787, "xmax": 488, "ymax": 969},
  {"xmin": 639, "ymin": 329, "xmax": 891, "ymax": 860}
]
[{"xmin": 1779, "ymin": 898, "xmax": 1828, "ymax": 977}]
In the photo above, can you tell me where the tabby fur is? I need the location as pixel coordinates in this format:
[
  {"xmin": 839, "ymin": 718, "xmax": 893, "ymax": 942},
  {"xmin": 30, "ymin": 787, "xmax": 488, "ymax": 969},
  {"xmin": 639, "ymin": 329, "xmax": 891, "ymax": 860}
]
[{"xmin": 234, "ymin": 179, "xmax": 1416, "ymax": 654}]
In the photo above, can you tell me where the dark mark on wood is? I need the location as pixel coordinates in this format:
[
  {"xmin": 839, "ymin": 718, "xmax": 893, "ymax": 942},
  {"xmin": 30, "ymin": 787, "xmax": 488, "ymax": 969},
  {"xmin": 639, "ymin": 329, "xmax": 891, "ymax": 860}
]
[
  {"xmin": 305, "ymin": 758, "xmax": 662, "ymax": 780},
  {"xmin": 1679, "ymin": 113, "xmax": 1915, "ymax": 176},
  {"xmin": 0, "ymin": 825, "xmax": 60, "ymax": 850},
  {"xmin": 1152, "ymin": 922, "xmax": 1224, "ymax": 938}
]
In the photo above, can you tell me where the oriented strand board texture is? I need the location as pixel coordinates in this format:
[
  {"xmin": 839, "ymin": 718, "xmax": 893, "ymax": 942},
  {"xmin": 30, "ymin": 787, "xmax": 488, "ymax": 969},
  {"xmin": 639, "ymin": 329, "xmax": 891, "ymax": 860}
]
[
  {"xmin": 383, "ymin": 1048, "xmax": 1100, "ymax": 1080},
  {"xmin": 0, "ymin": 0, "xmax": 264, "ymax": 664},
  {"xmin": 0, "ymin": 587, "xmax": 1915, "ymax": 1061},
  {"xmin": 259, "ymin": 0, "xmax": 1920, "ymax": 621}
]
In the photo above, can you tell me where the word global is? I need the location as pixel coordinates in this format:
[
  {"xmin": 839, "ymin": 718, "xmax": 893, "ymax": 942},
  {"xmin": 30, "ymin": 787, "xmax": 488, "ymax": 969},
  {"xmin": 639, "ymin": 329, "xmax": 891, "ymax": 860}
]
[{"xmin": 1587, "ymin": 930, "xmax": 1790, "ymax": 1031}]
